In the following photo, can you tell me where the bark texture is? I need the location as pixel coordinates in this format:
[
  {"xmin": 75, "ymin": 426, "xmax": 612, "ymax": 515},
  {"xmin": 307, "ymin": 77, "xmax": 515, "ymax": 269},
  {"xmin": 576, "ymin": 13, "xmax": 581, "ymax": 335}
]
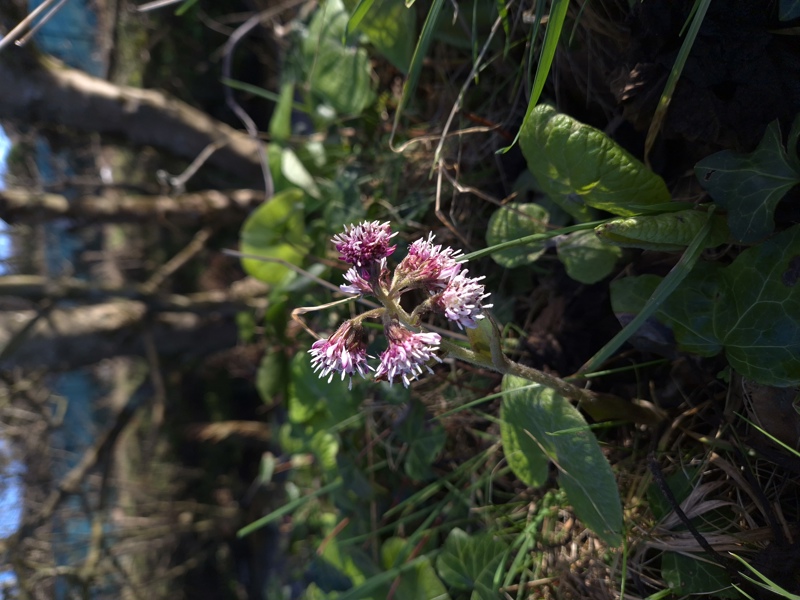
[
  {"xmin": 0, "ymin": 187, "xmax": 265, "ymax": 225},
  {"xmin": 0, "ymin": 53, "xmax": 264, "ymax": 182}
]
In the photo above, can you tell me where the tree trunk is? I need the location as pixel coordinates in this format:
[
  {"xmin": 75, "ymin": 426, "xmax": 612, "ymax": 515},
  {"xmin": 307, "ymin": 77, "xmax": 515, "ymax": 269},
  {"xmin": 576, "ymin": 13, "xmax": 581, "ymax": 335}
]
[
  {"xmin": 0, "ymin": 187, "xmax": 265, "ymax": 225},
  {"xmin": 0, "ymin": 277, "xmax": 269, "ymax": 370},
  {"xmin": 0, "ymin": 52, "xmax": 264, "ymax": 183}
]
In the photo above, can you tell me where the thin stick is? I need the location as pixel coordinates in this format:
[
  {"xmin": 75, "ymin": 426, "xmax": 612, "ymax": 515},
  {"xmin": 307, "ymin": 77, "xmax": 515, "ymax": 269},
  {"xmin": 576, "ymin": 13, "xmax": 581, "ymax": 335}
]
[
  {"xmin": 15, "ymin": 0, "xmax": 72, "ymax": 47},
  {"xmin": 0, "ymin": 0, "xmax": 60, "ymax": 52}
]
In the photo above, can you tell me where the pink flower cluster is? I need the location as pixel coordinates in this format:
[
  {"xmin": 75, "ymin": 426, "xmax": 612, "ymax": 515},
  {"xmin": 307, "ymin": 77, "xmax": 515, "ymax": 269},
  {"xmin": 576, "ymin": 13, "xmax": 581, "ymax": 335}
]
[{"xmin": 310, "ymin": 222, "xmax": 492, "ymax": 388}]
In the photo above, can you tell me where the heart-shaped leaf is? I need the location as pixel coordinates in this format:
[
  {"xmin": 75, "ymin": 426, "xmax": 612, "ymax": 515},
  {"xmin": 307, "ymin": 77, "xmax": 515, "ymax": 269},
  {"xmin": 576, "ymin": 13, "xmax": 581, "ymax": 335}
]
[{"xmin": 485, "ymin": 202, "xmax": 549, "ymax": 268}]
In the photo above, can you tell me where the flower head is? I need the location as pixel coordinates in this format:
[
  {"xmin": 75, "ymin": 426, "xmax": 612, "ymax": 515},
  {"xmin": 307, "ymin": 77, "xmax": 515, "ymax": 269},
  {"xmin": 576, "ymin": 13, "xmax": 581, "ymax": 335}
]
[
  {"xmin": 374, "ymin": 321, "xmax": 442, "ymax": 387},
  {"xmin": 340, "ymin": 265, "xmax": 373, "ymax": 296},
  {"xmin": 434, "ymin": 270, "xmax": 492, "ymax": 329},
  {"xmin": 332, "ymin": 221, "xmax": 397, "ymax": 267},
  {"xmin": 395, "ymin": 233, "xmax": 462, "ymax": 291},
  {"xmin": 309, "ymin": 320, "xmax": 371, "ymax": 389}
]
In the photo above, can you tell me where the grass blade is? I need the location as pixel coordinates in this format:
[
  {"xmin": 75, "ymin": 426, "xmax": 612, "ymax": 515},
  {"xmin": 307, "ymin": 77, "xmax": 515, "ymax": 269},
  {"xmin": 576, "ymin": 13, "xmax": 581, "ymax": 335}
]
[{"xmin": 577, "ymin": 208, "xmax": 716, "ymax": 375}]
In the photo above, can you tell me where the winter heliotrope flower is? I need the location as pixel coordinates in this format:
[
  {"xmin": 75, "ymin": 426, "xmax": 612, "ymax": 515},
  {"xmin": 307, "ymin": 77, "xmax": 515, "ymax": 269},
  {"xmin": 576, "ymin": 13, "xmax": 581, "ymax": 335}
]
[
  {"xmin": 332, "ymin": 221, "xmax": 397, "ymax": 267},
  {"xmin": 374, "ymin": 320, "xmax": 442, "ymax": 387},
  {"xmin": 309, "ymin": 320, "xmax": 371, "ymax": 389}
]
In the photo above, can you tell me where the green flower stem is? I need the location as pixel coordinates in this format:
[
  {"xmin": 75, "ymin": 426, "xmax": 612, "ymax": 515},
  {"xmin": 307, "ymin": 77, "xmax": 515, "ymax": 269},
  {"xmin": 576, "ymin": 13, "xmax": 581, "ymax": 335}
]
[{"xmin": 438, "ymin": 337, "xmax": 664, "ymax": 424}]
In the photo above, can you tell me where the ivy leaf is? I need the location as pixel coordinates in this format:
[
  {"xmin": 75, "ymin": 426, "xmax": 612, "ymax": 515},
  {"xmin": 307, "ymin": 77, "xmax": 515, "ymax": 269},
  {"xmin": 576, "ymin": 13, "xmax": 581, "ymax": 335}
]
[
  {"xmin": 520, "ymin": 104, "xmax": 671, "ymax": 220},
  {"xmin": 500, "ymin": 376, "xmax": 623, "ymax": 546},
  {"xmin": 436, "ymin": 528, "xmax": 507, "ymax": 600},
  {"xmin": 696, "ymin": 119, "xmax": 800, "ymax": 243},
  {"xmin": 556, "ymin": 230, "xmax": 622, "ymax": 283},
  {"xmin": 485, "ymin": 202, "xmax": 549, "ymax": 268},
  {"xmin": 715, "ymin": 224, "xmax": 800, "ymax": 385},
  {"xmin": 610, "ymin": 225, "xmax": 800, "ymax": 386}
]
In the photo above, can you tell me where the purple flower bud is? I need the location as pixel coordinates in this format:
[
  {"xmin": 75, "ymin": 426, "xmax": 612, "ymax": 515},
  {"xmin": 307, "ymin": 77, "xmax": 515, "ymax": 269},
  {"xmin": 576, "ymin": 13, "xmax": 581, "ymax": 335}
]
[
  {"xmin": 395, "ymin": 233, "xmax": 462, "ymax": 291},
  {"xmin": 309, "ymin": 320, "xmax": 371, "ymax": 389},
  {"xmin": 332, "ymin": 221, "xmax": 397, "ymax": 267},
  {"xmin": 434, "ymin": 270, "xmax": 492, "ymax": 329},
  {"xmin": 374, "ymin": 321, "xmax": 442, "ymax": 387}
]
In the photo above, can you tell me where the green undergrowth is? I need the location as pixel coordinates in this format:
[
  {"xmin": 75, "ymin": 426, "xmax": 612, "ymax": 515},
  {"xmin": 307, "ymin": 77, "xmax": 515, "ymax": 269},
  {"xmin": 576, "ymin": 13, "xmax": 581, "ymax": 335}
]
[{"xmin": 219, "ymin": 0, "xmax": 800, "ymax": 598}]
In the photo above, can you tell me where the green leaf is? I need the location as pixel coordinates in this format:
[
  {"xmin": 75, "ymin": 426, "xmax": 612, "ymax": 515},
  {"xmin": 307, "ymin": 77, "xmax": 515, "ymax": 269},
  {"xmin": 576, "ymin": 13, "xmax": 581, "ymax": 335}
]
[
  {"xmin": 500, "ymin": 376, "xmax": 623, "ymax": 546},
  {"xmin": 696, "ymin": 119, "xmax": 800, "ymax": 243},
  {"xmin": 344, "ymin": 0, "xmax": 416, "ymax": 73},
  {"xmin": 556, "ymin": 230, "xmax": 622, "ymax": 283},
  {"xmin": 499, "ymin": 382, "xmax": 549, "ymax": 487},
  {"xmin": 485, "ymin": 202, "xmax": 549, "ymax": 268},
  {"xmin": 381, "ymin": 538, "xmax": 450, "ymax": 600},
  {"xmin": 611, "ymin": 225, "xmax": 800, "ymax": 386},
  {"xmin": 240, "ymin": 188, "xmax": 311, "ymax": 285},
  {"xmin": 436, "ymin": 528, "xmax": 507, "ymax": 600},
  {"xmin": 714, "ymin": 224, "xmax": 800, "ymax": 385},
  {"xmin": 288, "ymin": 351, "xmax": 353, "ymax": 424},
  {"xmin": 304, "ymin": 0, "xmax": 376, "ymax": 115},
  {"xmin": 396, "ymin": 400, "xmax": 446, "ymax": 481},
  {"xmin": 595, "ymin": 209, "xmax": 730, "ymax": 251},
  {"xmin": 310, "ymin": 430, "xmax": 340, "ymax": 473},
  {"xmin": 256, "ymin": 350, "xmax": 289, "ymax": 405},
  {"xmin": 519, "ymin": 104, "xmax": 671, "ymax": 220},
  {"xmin": 662, "ymin": 552, "xmax": 738, "ymax": 598}
]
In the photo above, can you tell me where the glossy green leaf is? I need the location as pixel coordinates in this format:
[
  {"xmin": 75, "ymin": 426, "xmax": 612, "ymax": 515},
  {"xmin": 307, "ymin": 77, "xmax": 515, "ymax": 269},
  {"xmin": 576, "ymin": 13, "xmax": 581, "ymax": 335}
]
[
  {"xmin": 662, "ymin": 553, "xmax": 738, "ymax": 598},
  {"xmin": 436, "ymin": 528, "xmax": 507, "ymax": 600},
  {"xmin": 696, "ymin": 119, "xmax": 800, "ymax": 243},
  {"xmin": 485, "ymin": 202, "xmax": 549, "ymax": 268},
  {"xmin": 519, "ymin": 104, "xmax": 670, "ymax": 221},
  {"xmin": 556, "ymin": 230, "xmax": 622, "ymax": 283},
  {"xmin": 500, "ymin": 376, "xmax": 623, "ymax": 546},
  {"xmin": 381, "ymin": 538, "xmax": 450, "ymax": 600},
  {"xmin": 595, "ymin": 209, "xmax": 730, "ymax": 251},
  {"xmin": 304, "ymin": 0, "xmax": 376, "ymax": 115},
  {"xmin": 520, "ymin": 104, "xmax": 671, "ymax": 220},
  {"xmin": 344, "ymin": 0, "xmax": 415, "ymax": 73},
  {"xmin": 240, "ymin": 188, "xmax": 311, "ymax": 285}
]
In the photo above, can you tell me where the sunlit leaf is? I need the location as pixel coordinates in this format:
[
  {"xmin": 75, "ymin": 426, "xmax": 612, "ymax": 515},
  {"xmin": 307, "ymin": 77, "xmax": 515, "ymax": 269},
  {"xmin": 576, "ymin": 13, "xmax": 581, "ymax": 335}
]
[
  {"xmin": 436, "ymin": 528, "xmax": 507, "ymax": 600},
  {"xmin": 520, "ymin": 104, "xmax": 671, "ymax": 220},
  {"xmin": 486, "ymin": 202, "xmax": 549, "ymax": 268},
  {"xmin": 696, "ymin": 119, "xmax": 800, "ymax": 243},
  {"xmin": 595, "ymin": 210, "xmax": 730, "ymax": 251},
  {"xmin": 500, "ymin": 376, "xmax": 623, "ymax": 546},
  {"xmin": 556, "ymin": 229, "xmax": 622, "ymax": 283},
  {"xmin": 240, "ymin": 188, "xmax": 311, "ymax": 285}
]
